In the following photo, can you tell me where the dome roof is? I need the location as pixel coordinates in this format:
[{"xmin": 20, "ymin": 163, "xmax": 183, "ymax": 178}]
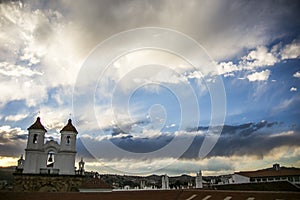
[
  {"xmin": 27, "ymin": 117, "xmax": 47, "ymax": 132},
  {"xmin": 60, "ymin": 119, "xmax": 78, "ymax": 133}
]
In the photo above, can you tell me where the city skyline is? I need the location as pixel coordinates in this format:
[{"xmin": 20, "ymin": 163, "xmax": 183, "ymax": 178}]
[{"xmin": 0, "ymin": 0, "xmax": 300, "ymax": 176}]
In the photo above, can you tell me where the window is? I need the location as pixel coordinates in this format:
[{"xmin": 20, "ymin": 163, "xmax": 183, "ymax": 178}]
[
  {"xmin": 66, "ymin": 136, "xmax": 71, "ymax": 145},
  {"xmin": 33, "ymin": 134, "xmax": 38, "ymax": 144}
]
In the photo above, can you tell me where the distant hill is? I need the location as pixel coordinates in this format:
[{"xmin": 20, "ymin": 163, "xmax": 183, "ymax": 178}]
[
  {"xmin": 100, "ymin": 173, "xmax": 196, "ymax": 188},
  {"xmin": 0, "ymin": 166, "xmax": 15, "ymax": 184}
]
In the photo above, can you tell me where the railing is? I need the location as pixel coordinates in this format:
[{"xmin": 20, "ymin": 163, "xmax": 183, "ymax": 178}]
[{"xmin": 40, "ymin": 168, "xmax": 59, "ymax": 175}]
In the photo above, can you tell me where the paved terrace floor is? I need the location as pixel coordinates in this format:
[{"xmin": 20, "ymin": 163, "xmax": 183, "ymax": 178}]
[{"xmin": 1, "ymin": 190, "xmax": 300, "ymax": 200}]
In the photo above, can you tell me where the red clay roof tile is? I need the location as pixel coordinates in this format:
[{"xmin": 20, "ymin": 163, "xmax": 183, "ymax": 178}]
[
  {"xmin": 27, "ymin": 117, "xmax": 47, "ymax": 132},
  {"xmin": 60, "ymin": 119, "xmax": 78, "ymax": 133}
]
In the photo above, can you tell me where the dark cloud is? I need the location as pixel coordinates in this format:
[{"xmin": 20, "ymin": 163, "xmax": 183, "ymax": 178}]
[
  {"xmin": 110, "ymin": 134, "xmax": 173, "ymax": 153},
  {"xmin": 76, "ymin": 121, "xmax": 300, "ymax": 160},
  {"xmin": 182, "ymin": 121, "xmax": 300, "ymax": 159},
  {"xmin": 1, "ymin": 120, "xmax": 298, "ymax": 162},
  {"xmin": 10, "ymin": 0, "xmax": 298, "ymax": 62},
  {"xmin": 11, "ymin": 134, "xmax": 27, "ymax": 140},
  {"xmin": 0, "ymin": 126, "xmax": 27, "ymax": 157},
  {"xmin": 55, "ymin": 0, "xmax": 300, "ymax": 60}
]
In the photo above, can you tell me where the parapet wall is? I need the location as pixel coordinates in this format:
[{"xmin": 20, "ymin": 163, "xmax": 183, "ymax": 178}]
[{"xmin": 13, "ymin": 173, "xmax": 84, "ymax": 192}]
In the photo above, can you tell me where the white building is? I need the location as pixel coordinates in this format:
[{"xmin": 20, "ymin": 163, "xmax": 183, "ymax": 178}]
[
  {"xmin": 161, "ymin": 174, "xmax": 169, "ymax": 189},
  {"xmin": 195, "ymin": 170, "xmax": 203, "ymax": 188},
  {"xmin": 140, "ymin": 180, "xmax": 146, "ymax": 189},
  {"xmin": 17, "ymin": 117, "xmax": 81, "ymax": 175},
  {"xmin": 233, "ymin": 164, "xmax": 300, "ymax": 184}
]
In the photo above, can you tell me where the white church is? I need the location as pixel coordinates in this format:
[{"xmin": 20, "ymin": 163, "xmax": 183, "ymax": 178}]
[
  {"xmin": 14, "ymin": 117, "xmax": 85, "ymax": 192},
  {"xmin": 16, "ymin": 117, "xmax": 84, "ymax": 175}
]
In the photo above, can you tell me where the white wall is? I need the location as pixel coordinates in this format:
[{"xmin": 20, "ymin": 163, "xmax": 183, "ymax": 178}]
[
  {"xmin": 232, "ymin": 174, "xmax": 250, "ymax": 184},
  {"xmin": 23, "ymin": 151, "xmax": 47, "ymax": 174},
  {"xmin": 55, "ymin": 152, "xmax": 76, "ymax": 175}
]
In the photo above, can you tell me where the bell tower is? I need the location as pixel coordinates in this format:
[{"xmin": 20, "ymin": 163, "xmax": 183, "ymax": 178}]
[
  {"xmin": 55, "ymin": 119, "xmax": 78, "ymax": 175},
  {"xmin": 23, "ymin": 117, "xmax": 47, "ymax": 174}
]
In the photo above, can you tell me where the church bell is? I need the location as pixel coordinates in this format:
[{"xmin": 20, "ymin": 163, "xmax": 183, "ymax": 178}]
[{"xmin": 48, "ymin": 153, "xmax": 53, "ymax": 162}]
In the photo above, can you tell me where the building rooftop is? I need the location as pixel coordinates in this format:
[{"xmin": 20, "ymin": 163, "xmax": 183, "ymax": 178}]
[
  {"xmin": 60, "ymin": 119, "xmax": 78, "ymax": 133},
  {"xmin": 27, "ymin": 117, "xmax": 47, "ymax": 132},
  {"xmin": 235, "ymin": 164, "xmax": 300, "ymax": 178}
]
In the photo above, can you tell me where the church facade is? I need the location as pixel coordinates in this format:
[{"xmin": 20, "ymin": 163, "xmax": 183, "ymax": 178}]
[{"xmin": 13, "ymin": 117, "xmax": 85, "ymax": 192}]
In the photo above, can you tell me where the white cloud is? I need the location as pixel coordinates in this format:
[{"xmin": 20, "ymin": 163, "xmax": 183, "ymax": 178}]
[
  {"xmin": 216, "ymin": 40, "xmax": 300, "ymax": 80},
  {"xmin": 247, "ymin": 70, "xmax": 270, "ymax": 82},
  {"xmin": 241, "ymin": 46, "xmax": 278, "ymax": 69},
  {"xmin": 217, "ymin": 61, "xmax": 239, "ymax": 76},
  {"xmin": 281, "ymin": 40, "xmax": 300, "ymax": 60},
  {"xmin": 290, "ymin": 87, "xmax": 297, "ymax": 92},
  {"xmin": 0, "ymin": 78, "xmax": 48, "ymax": 107},
  {"xmin": 0, "ymin": 62, "xmax": 43, "ymax": 77},
  {"xmin": 216, "ymin": 45, "xmax": 278, "ymax": 79},
  {"xmin": 187, "ymin": 70, "xmax": 203, "ymax": 79},
  {"xmin": 293, "ymin": 71, "xmax": 300, "ymax": 78},
  {"xmin": 0, "ymin": 2, "xmax": 86, "ymax": 107},
  {"xmin": 4, "ymin": 114, "xmax": 28, "ymax": 122}
]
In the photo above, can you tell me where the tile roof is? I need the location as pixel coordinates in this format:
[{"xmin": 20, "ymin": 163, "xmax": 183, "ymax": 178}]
[
  {"xmin": 60, "ymin": 119, "xmax": 78, "ymax": 133},
  {"xmin": 235, "ymin": 166, "xmax": 300, "ymax": 178},
  {"xmin": 27, "ymin": 117, "xmax": 47, "ymax": 132}
]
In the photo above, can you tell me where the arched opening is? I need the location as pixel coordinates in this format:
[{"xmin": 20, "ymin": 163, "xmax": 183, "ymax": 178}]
[
  {"xmin": 66, "ymin": 136, "xmax": 71, "ymax": 145},
  {"xmin": 47, "ymin": 151, "xmax": 55, "ymax": 167},
  {"xmin": 33, "ymin": 134, "xmax": 38, "ymax": 144}
]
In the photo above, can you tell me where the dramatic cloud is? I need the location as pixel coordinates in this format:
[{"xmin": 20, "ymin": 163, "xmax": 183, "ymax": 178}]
[
  {"xmin": 0, "ymin": 0, "xmax": 299, "ymax": 174},
  {"xmin": 0, "ymin": 1, "xmax": 82, "ymax": 107},
  {"xmin": 76, "ymin": 120, "xmax": 298, "ymax": 160},
  {"xmin": 76, "ymin": 120, "xmax": 300, "ymax": 175},
  {"xmin": 0, "ymin": 125, "xmax": 27, "ymax": 157}
]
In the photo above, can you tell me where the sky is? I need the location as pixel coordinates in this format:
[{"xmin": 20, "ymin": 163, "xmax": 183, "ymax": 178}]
[{"xmin": 0, "ymin": 0, "xmax": 300, "ymax": 176}]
